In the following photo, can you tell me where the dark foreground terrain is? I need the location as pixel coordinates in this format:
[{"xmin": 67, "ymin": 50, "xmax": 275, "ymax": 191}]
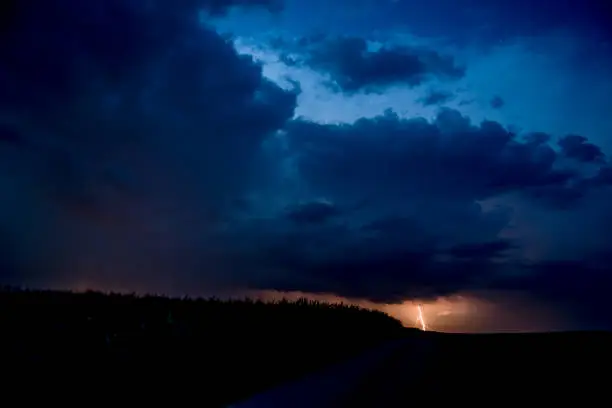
[
  {"xmin": 235, "ymin": 330, "xmax": 612, "ymax": 407},
  {"xmin": 2, "ymin": 288, "xmax": 610, "ymax": 406},
  {"xmin": 0, "ymin": 287, "xmax": 405, "ymax": 406},
  {"xmin": 339, "ymin": 330, "xmax": 611, "ymax": 406}
]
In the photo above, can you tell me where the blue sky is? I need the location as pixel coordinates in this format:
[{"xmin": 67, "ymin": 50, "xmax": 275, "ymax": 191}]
[{"xmin": 1, "ymin": 0, "xmax": 612, "ymax": 331}]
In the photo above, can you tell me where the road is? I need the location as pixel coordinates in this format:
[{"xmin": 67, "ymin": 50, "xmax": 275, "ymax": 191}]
[
  {"xmin": 229, "ymin": 335, "xmax": 431, "ymax": 408},
  {"xmin": 230, "ymin": 331, "xmax": 609, "ymax": 407}
]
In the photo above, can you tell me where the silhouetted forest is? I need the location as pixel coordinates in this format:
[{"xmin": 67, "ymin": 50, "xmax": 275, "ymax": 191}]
[{"xmin": 0, "ymin": 286, "xmax": 405, "ymax": 405}]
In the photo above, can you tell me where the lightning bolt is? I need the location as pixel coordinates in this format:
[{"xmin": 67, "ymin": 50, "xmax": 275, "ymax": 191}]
[{"xmin": 416, "ymin": 304, "xmax": 427, "ymax": 331}]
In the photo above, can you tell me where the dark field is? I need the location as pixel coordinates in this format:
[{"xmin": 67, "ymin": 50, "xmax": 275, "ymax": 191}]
[{"xmin": 336, "ymin": 330, "xmax": 612, "ymax": 407}]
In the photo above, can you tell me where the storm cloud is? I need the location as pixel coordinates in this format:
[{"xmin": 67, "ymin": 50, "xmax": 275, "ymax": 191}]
[
  {"xmin": 274, "ymin": 35, "xmax": 465, "ymax": 93},
  {"xmin": 284, "ymin": 109, "xmax": 604, "ymax": 206},
  {"xmin": 420, "ymin": 90, "xmax": 456, "ymax": 106},
  {"xmin": 217, "ymin": 108, "xmax": 612, "ymax": 313},
  {"xmin": 1, "ymin": 0, "xmax": 612, "ymax": 330},
  {"xmin": 0, "ymin": 0, "xmax": 296, "ymax": 289}
]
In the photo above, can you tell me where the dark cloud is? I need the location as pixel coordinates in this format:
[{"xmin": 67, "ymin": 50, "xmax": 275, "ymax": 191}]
[
  {"xmin": 590, "ymin": 166, "xmax": 612, "ymax": 187},
  {"xmin": 285, "ymin": 199, "xmax": 342, "ymax": 224},
  {"xmin": 275, "ymin": 35, "xmax": 464, "ymax": 93},
  {"xmin": 279, "ymin": 251, "xmax": 449, "ymax": 302},
  {"xmin": 320, "ymin": 0, "xmax": 612, "ymax": 46},
  {"xmin": 558, "ymin": 134, "xmax": 605, "ymax": 163},
  {"xmin": 285, "ymin": 109, "xmax": 605, "ymax": 206},
  {"xmin": 239, "ymin": 228, "xmax": 515, "ymax": 303},
  {"xmin": 447, "ymin": 240, "xmax": 514, "ymax": 260},
  {"xmin": 490, "ymin": 95, "xmax": 504, "ymax": 109},
  {"xmin": 0, "ymin": 0, "xmax": 296, "ymax": 289},
  {"xmin": 222, "ymin": 108, "xmax": 612, "ymax": 313},
  {"xmin": 1, "ymin": 0, "xmax": 282, "ymax": 111},
  {"xmin": 419, "ymin": 90, "xmax": 455, "ymax": 106}
]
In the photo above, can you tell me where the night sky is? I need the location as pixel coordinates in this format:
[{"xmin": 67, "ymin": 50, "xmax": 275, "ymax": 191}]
[{"xmin": 1, "ymin": 0, "xmax": 612, "ymax": 332}]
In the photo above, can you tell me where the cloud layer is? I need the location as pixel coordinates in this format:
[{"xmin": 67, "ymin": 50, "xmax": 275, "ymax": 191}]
[
  {"xmin": 225, "ymin": 109, "xmax": 612, "ymax": 311},
  {"xmin": 1, "ymin": 0, "xmax": 612, "ymax": 330},
  {"xmin": 274, "ymin": 35, "xmax": 464, "ymax": 93}
]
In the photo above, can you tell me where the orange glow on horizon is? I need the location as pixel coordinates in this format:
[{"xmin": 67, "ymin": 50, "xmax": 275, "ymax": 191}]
[{"xmin": 58, "ymin": 283, "xmax": 572, "ymax": 333}]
